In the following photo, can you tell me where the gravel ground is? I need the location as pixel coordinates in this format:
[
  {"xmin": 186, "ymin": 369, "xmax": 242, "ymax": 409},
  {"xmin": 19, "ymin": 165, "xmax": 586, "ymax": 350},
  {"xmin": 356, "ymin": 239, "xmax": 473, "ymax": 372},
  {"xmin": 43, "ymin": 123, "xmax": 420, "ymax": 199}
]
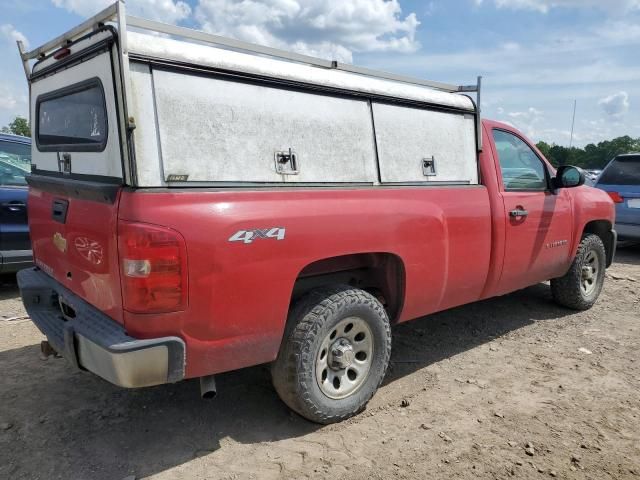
[{"xmin": 1, "ymin": 245, "xmax": 639, "ymax": 480}]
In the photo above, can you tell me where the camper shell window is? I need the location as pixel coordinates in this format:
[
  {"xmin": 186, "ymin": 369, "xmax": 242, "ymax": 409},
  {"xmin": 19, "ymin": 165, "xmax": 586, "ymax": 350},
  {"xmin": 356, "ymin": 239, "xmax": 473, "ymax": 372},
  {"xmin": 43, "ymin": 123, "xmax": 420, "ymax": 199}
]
[{"xmin": 36, "ymin": 78, "xmax": 108, "ymax": 152}]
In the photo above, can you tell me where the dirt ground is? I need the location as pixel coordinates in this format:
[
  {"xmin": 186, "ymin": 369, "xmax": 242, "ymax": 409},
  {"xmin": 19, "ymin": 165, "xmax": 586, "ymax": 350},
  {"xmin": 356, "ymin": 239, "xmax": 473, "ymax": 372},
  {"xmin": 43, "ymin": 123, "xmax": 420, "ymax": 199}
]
[{"xmin": 1, "ymin": 245, "xmax": 639, "ymax": 480}]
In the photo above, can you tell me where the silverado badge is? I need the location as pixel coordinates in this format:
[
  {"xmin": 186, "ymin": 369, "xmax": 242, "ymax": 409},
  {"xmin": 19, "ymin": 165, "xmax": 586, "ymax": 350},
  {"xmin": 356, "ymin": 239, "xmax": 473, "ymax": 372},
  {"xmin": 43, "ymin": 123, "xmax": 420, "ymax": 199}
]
[{"xmin": 53, "ymin": 232, "xmax": 67, "ymax": 253}]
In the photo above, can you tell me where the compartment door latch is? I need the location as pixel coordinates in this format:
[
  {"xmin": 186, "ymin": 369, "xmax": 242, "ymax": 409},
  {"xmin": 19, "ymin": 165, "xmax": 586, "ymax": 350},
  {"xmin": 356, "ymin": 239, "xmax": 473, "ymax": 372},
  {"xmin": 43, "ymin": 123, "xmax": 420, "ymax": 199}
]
[
  {"xmin": 275, "ymin": 148, "xmax": 299, "ymax": 175},
  {"xmin": 422, "ymin": 156, "xmax": 437, "ymax": 177}
]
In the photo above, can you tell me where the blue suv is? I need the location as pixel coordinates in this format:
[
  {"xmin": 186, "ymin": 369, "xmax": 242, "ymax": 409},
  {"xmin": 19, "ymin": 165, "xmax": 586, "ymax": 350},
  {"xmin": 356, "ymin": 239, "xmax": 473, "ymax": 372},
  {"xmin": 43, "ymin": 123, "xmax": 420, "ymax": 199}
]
[
  {"xmin": 594, "ymin": 153, "xmax": 640, "ymax": 242},
  {"xmin": 0, "ymin": 133, "xmax": 32, "ymax": 272}
]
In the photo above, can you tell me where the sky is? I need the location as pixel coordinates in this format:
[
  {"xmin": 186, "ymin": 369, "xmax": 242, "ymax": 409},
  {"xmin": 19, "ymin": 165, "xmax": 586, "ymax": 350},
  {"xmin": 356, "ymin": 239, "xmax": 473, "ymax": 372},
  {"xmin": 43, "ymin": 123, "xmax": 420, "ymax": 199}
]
[{"xmin": 0, "ymin": 0, "xmax": 638, "ymax": 147}]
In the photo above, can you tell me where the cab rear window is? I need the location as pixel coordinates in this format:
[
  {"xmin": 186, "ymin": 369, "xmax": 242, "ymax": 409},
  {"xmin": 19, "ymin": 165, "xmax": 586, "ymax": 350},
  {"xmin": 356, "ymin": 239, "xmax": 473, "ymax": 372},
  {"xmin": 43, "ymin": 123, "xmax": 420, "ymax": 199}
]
[
  {"xmin": 598, "ymin": 156, "xmax": 640, "ymax": 185},
  {"xmin": 36, "ymin": 78, "xmax": 108, "ymax": 152}
]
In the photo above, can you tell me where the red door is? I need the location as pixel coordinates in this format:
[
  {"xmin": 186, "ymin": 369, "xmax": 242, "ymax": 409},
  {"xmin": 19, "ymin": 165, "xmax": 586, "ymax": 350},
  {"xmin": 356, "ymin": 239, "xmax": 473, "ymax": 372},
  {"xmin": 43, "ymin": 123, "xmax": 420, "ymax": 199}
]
[{"xmin": 490, "ymin": 128, "xmax": 573, "ymax": 295}]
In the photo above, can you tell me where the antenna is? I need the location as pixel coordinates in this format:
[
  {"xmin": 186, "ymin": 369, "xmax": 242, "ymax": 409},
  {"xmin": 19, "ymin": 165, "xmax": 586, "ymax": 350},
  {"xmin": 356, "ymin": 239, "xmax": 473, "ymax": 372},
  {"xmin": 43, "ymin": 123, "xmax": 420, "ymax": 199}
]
[{"xmin": 569, "ymin": 99, "xmax": 577, "ymax": 148}]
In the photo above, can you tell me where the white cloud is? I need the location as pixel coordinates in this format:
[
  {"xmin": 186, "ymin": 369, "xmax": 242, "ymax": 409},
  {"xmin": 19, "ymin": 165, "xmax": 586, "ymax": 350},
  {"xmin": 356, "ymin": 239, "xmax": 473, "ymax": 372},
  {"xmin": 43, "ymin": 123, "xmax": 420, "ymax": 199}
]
[
  {"xmin": 595, "ymin": 20, "xmax": 640, "ymax": 43},
  {"xmin": 504, "ymin": 107, "xmax": 544, "ymax": 138},
  {"xmin": 423, "ymin": 2, "xmax": 437, "ymax": 16},
  {"xmin": 0, "ymin": 93, "xmax": 17, "ymax": 111},
  {"xmin": 194, "ymin": 0, "xmax": 420, "ymax": 63},
  {"xmin": 355, "ymin": 8, "xmax": 640, "ymax": 146},
  {"xmin": 366, "ymin": 19, "xmax": 640, "ymax": 89},
  {"xmin": 476, "ymin": 0, "xmax": 640, "ymax": 14},
  {"xmin": 0, "ymin": 25, "xmax": 29, "ymax": 124},
  {"xmin": 500, "ymin": 42, "xmax": 520, "ymax": 52},
  {"xmin": 0, "ymin": 83, "xmax": 26, "ymax": 112},
  {"xmin": 0, "ymin": 24, "xmax": 29, "ymax": 49},
  {"xmin": 51, "ymin": 0, "xmax": 191, "ymax": 23},
  {"xmin": 508, "ymin": 107, "xmax": 543, "ymax": 119},
  {"xmin": 598, "ymin": 91, "xmax": 630, "ymax": 118},
  {"xmin": 51, "ymin": 0, "xmax": 108, "ymax": 17}
]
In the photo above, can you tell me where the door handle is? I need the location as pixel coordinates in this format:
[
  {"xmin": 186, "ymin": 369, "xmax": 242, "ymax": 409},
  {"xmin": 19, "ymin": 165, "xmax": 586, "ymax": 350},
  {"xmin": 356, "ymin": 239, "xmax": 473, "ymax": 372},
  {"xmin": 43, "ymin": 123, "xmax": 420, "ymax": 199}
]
[
  {"xmin": 2, "ymin": 201, "xmax": 26, "ymax": 212},
  {"xmin": 509, "ymin": 208, "xmax": 529, "ymax": 218}
]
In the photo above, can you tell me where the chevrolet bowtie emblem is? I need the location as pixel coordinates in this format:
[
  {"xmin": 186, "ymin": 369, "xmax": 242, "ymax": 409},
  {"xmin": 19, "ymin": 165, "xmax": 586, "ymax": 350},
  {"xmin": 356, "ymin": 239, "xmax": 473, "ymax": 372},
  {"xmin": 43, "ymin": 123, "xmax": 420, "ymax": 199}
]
[{"xmin": 53, "ymin": 232, "xmax": 67, "ymax": 253}]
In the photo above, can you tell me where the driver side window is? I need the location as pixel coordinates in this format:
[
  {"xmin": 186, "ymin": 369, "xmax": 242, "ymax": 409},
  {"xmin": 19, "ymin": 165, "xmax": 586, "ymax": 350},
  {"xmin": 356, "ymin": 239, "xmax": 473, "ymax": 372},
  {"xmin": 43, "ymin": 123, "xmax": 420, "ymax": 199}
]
[{"xmin": 492, "ymin": 130, "xmax": 547, "ymax": 191}]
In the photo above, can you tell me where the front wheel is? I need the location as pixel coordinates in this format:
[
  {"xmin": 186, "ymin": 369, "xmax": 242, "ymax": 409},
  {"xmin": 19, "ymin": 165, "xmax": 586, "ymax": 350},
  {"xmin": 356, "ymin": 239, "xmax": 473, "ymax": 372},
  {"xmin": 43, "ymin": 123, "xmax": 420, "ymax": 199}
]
[
  {"xmin": 551, "ymin": 234, "xmax": 606, "ymax": 310},
  {"xmin": 271, "ymin": 286, "xmax": 391, "ymax": 424}
]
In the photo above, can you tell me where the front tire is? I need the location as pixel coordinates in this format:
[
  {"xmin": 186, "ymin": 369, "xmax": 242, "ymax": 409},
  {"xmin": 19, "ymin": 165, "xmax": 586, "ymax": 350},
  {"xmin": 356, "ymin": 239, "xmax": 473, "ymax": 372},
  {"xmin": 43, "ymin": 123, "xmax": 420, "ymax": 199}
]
[
  {"xmin": 271, "ymin": 286, "xmax": 391, "ymax": 424},
  {"xmin": 551, "ymin": 234, "xmax": 606, "ymax": 310}
]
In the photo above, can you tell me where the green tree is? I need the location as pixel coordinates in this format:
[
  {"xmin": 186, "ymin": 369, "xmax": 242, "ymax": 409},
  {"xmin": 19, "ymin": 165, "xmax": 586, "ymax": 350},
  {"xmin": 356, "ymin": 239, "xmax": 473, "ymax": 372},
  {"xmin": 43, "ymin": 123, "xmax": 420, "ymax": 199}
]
[
  {"xmin": 537, "ymin": 136, "xmax": 640, "ymax": 170},
  {"xmin": 549, "ymin": 144, "xmax": 571, "ymax": 167},
  {"xmin": 0, "ymin": 116, "xmax": 31, "ymax": 137},
  {"xmin": 536, "ymin": 141, "xmax": 552, "ymax": 160}
]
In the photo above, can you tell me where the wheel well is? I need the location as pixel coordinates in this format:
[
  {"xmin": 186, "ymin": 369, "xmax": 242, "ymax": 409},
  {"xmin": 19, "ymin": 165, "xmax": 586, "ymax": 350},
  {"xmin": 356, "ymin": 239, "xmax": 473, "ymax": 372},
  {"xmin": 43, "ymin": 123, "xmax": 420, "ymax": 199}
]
[
  {"xmin": 583, "ymin": 220, "xmax": 615, "ymax": 267},
  {"xmin": 290, "ymin": 253, "xmax": 406, "ymax": 323}
]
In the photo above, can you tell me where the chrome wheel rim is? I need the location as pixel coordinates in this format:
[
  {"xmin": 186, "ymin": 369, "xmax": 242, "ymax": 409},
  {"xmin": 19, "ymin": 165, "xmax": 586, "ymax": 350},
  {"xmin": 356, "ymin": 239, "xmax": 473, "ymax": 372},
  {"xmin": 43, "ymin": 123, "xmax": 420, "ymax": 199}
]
[
  {"xmin": 581, "ymin": 250, "xmax": 599, "ymax": 296},
  {"xmin": 315, "ymin": 317, "xmax": 374, "ymax": 400}
]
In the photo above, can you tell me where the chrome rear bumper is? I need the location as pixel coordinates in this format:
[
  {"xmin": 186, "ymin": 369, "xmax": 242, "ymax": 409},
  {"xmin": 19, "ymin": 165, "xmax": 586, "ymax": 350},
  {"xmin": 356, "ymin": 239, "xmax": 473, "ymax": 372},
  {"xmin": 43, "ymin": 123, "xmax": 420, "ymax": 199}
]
[{"xmin": 17, "ymin": 267, "xmax": 185, "ymax": 388}]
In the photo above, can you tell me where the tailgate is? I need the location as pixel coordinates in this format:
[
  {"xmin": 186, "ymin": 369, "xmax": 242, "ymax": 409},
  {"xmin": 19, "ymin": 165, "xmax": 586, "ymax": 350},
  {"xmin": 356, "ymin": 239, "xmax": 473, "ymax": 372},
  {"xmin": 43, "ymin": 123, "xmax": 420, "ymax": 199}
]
[
  {"xmin": 28, "ymin": 182, "xmax": 123, "ymax": 323},
  {"xmin": 27, "ymin": 28, "xmax": 126, "ymax": 324}
]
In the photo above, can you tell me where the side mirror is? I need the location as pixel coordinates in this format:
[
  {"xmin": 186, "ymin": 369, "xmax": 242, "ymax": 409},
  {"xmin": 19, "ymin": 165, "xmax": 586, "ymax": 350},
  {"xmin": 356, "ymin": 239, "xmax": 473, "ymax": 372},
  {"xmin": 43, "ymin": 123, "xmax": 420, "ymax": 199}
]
[{"xmin": 554, "ymin": 165, "xmax": 585, "ymax": 189}]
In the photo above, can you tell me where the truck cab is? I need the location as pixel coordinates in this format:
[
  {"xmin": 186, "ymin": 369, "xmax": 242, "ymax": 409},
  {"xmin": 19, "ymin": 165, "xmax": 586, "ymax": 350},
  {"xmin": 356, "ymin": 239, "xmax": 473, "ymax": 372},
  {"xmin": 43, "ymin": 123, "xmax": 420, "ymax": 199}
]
[{"xmin": 480, "ymin": 120, "xmax": 615, "ymax": 298}]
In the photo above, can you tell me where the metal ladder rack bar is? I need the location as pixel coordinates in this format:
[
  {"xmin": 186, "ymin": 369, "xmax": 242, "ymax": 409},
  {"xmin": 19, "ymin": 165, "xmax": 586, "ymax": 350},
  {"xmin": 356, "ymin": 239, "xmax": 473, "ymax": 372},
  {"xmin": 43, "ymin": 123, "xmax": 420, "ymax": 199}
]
[
  {"xmin": 126, "ymin": 15, "xmax": 467, "ymax": 94},
  {"xmin": 17, "ymin": 0, "xmax": 481, "ymax": 96},
  {"xmin": 16, "ymin": 0, "xmax": 483, "ymax": 150},
  {"xmin": 19, "ymin": 2, "xmax": 118, "ymax": 62},
  {"xmin": 332, "ymin": 62, "xmax": 459, "ymax": 93},
  {"xmin": 126, "ymin": 15, "xmax": 335, "ymax": 70}
]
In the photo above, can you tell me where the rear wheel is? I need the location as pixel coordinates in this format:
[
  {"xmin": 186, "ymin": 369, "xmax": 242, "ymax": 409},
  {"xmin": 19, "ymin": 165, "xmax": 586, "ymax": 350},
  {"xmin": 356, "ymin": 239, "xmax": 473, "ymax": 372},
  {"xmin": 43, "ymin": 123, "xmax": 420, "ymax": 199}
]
[
  {"xmin": 551, "ymin": 234, "xmax": 606, "ymax": 310},
  {"xmin": 271, "ymin": 286, "xmax": 391, "ymax": 424}
]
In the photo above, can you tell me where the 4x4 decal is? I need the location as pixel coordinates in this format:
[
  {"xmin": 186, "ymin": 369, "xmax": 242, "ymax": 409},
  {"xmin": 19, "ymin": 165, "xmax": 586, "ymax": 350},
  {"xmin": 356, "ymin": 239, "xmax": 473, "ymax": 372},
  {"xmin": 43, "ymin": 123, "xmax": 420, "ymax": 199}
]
[{"xmin": 229, "ymin": 227, "xmax": 286, "ymax": 244}]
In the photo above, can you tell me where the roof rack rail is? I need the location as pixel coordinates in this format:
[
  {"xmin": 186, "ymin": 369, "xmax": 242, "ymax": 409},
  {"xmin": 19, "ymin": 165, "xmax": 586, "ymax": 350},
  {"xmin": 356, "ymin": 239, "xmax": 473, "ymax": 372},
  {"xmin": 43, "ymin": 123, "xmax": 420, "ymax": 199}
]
[
  {"xmin": 125, "ymin": 15, "xmax": 480, "ymax": 95},
  {"xmin": 17, "ymin": 0, "xmax": 480, "ymax": 94},
  {"xmin": 16, "ymin": 0, "xmax": 483, "ymax": 149}
]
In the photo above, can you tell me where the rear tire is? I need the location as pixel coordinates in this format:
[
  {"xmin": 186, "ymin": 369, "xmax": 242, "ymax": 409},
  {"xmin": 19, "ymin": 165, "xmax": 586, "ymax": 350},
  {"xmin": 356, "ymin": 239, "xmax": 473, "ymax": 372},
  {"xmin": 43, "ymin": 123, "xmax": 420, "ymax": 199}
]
[
  {"xmin": 271, "ymin": 286, "xmax": 391, "ymax": 424},
  {"xmin": 551, "ymin": 234, "xmax": 606, "ymax": 310}
]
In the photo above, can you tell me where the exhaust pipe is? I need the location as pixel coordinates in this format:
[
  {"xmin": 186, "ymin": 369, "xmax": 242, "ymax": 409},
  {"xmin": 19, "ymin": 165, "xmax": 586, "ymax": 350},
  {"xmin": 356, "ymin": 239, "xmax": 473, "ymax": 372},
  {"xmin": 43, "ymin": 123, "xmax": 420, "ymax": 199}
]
[{"xmin": 199, "ymin": 375, "xmax": 217, "ymax": 399}]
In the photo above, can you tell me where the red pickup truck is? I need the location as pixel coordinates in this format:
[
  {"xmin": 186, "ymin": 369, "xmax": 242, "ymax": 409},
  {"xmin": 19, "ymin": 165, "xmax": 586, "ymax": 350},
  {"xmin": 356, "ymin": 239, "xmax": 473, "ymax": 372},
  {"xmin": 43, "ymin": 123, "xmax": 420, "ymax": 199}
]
[{"xmin": 17, "ymin": 3, "xmax": 616, "ymax": 424}]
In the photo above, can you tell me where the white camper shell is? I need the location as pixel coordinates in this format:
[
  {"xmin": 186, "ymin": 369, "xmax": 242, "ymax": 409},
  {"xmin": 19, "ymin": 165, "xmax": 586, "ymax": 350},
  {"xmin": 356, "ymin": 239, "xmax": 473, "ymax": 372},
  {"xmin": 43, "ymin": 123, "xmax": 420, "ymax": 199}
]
[{"xmin": 19, "ymin": 1, "xmax": 482, "ymax": 188}]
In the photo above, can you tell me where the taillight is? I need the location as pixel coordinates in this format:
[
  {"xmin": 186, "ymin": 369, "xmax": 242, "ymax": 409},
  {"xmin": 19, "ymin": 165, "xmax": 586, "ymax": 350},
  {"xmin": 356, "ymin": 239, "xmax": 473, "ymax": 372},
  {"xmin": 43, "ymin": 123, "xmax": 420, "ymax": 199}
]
[
  {"xmin": 118, "ymin": 221, "xmax": 188, "ymax": 313},
  {"xmin": 607, "ymin": 191, "xmax": 624, "ymax": 203}
]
